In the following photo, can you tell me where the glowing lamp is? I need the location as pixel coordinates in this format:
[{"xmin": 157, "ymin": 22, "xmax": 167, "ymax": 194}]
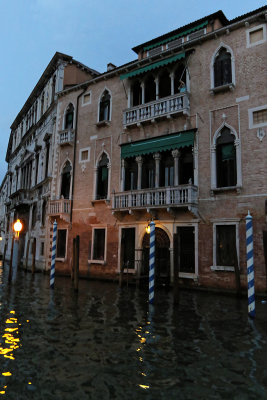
[
  {"xmin": 145, "ymin": 224, "xmax": 151, "ymax": 234},
  {"xmin": 13, "ymin": 219, "xmax": 23, "ymax": 238}
]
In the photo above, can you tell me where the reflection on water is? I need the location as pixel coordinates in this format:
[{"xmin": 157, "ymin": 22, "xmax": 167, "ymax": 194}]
[{"xmin": 0, "ymin": 263, "xmax": 267, "ymax": 399}]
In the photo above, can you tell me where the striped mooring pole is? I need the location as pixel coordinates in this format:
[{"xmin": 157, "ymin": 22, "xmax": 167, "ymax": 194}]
[
  {"xmin": 50, "ymin": 220, "xmax": 57, "ymax": 289},
  {"xmin": 246, "ymin": 211, "xmax": 255, "ymax": 318},
  {"xmin": 149, "ymin": 221, "xmax": 155, "ymax": 304}
]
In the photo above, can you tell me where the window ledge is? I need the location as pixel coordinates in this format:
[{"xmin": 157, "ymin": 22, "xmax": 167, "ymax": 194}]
[
  {"xmin": 56, "ymin": 258, "xmax": 66, "ymax": 262},
  {"xmin": 91, "ymin": 199, "xmax": 110, "ymax": 206},
  {"xmin": 211, "ymin": 265, "xmax": 235, "ymax": 272},
  {"xmin": 211, "ymin": 186, "xmax": 241, "ymax": 195},
  {"xmin": 96, "ymin": 120, "xmax": 110, "ymax": 127},
  {"xmin": 88, "ymin": 260, "xmax": 106, "ymax": 265},
  {"xmin": 210, "ymin": 83, "xmax": 235, "ymax": 94}
]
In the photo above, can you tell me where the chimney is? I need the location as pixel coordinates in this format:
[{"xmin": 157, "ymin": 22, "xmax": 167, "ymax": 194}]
[{"xmin": 107, "ymin": 63, "xmax": 116, "ymax": 71}]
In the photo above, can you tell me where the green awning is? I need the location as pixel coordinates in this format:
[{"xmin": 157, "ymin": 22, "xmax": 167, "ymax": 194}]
[
  {"xmin": 144, "ymin": 21, "xmax": 208, "ymax": 51},
  {"xmin": 121, "ymin": 130, "xmax": 195, "ymax": 159},
  {"xmin": 120, "ymin": 52, "xmax": 185, "ymax": 80}
]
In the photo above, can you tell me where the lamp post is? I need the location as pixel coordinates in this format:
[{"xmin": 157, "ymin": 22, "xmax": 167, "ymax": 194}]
[{"xmin": 9, "ymin": 219, "xmax": 23, "ymax": 283}]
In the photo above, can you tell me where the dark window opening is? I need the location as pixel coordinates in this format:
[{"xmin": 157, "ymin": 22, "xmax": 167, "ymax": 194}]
[
  {"xmin": 93, "ymin": 229, "xmax": 105, "ymax": 260},
  {"xmin": 175, "ymin": 227, "xmax": 195, "ymax": 274},
  {"xmin": 179, "ymin": 146, "xmax": 193, "ymax": 185},
  {"xmin": 45, "ymin": 141, "xmax": 50, "ymax": 178},
  {"xmin": 216, "ymin": 225, "xmax": 236, "ymax": 266},
  {"xmin": 159, "ymin": 69, "xmax": 171, "ymax": 98},
  {"xmin": 125, "ymin": 158, "xmax": 138, "ymax": 191},
  {"xmin": 96, "ymin": 153, "xmax": 109, "ymax": 199},
  {"xmin": 145, "ymin": 75, "xmax": 156, "ymax": 103},
  {"xmin": 142, "ymin": 155, "xmax": 155, "ymax": 189},
  {"xmin": 160, "ymin": 151, "xmax": 174, "ymax": 187},
  {"xmin": 216, "ymin": 128, "xmax": 236, "ymax": 188},
  {"xmin": 99, "ymin": 91, "xmax": 111, "ymax": 121},
  {"xmin": 65, "ymin": 104, "xmax": 74, "ymax": 130},
  {"xmin": 61, "ymin": 162, "xmax": 72, "ymax": 199},
  {"xmin": 214, "ymin": 48, "xmax": 232, "ymax": 87},
  {"xmin": 35, "ymin": 153, "xmax": 39, "ymax": 185},
  {"xmin": 42, "ymin": 200, "xmax": 47, "ymax": 226},
  {"xmin": 31, "ymin": 204, "xmax": 37, "ymax": 229},
  {"xmin": 121, "ymin": 228, "xmax": 135, "ymax": 269},
  {"xmin": 132, "ymin": 81, "xmax": 142, "ymax": 106},
  {"xmin": 57, "ymin": 229, "xmax": 67, "ymax": 258}
]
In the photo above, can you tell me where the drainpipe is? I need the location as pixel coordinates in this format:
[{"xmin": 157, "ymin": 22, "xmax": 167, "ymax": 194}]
[{"xmin": 70, "ymin": 87, "xmax": 87, "ymax": 225}]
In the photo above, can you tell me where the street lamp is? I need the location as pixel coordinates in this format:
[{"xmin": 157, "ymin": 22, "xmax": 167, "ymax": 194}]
[
  {"xmin": 145, "ymin": 223, "xmax": 151, "ymax": 234},
  {"xmin": 13, "ymin": 219, "xmax": 23, "ymax": 238}
]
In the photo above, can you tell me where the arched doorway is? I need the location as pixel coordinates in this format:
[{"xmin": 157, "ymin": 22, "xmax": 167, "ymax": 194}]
[{"xmin": 142, "ymin": 227, "xmax": 170, "ymax": 286}]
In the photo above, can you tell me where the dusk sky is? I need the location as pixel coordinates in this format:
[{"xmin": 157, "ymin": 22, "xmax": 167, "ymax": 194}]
[{"xmin": 0, "ymin": 0, "xmax": 266, "ymax": 182}]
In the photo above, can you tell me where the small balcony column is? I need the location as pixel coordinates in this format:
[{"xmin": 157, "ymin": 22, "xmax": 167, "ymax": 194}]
[
  {"xmin": 193, "ymin": 145, "xmax": 198, "ymax": 186},
  {"xmin": 153, "ymin": 153, "xmax": 161, "ymax": 188},
  {"xmin": 170, "ymin": 72, "xmax": 175, "ymax": 96},
  {"xmin": 211, "ymin": 145, "xmax": 216, "ymax": 189},
  {"xmin": 121, "ymin": 159, "xmax": 126, "ymax": 191},
  {"xmin": 141, "ymin": 82, "xmax": 145, "ymax": 105},
  {"xmin": 172, "ymin": 149, "xmax": 181, "ymax": 186},
  {"xmin": 136, "ymin": 156, "xmax": 143, "ymax": 190},
  {"xmin": 155, "ymin": 77, "xmax": 159, "ymax": 100},
  {"xmin": 127, "ymin": 86, "xmax": 131, "ymax": 108}
]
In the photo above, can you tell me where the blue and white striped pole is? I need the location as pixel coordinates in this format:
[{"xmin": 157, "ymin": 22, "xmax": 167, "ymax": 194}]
[
  {"xmin": 50, "ymin": 220, "xmax": 57, "ymax": 289},
  {"xmin": 149, "ymin": 221, "xmax": 155, "ymax": 304},
  {"xmin": 246, "ymin": 211, "xmax": 255, "ymax": 318}
]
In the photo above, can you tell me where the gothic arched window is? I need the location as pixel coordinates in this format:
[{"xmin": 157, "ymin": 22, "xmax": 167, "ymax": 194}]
[
  {"xmin": 99, "ymin": 91, "xmax": 111, "ymax": 121},
  {"xmin": 214, "ymin": 48, "xmax": 232, "ymax": 87}
]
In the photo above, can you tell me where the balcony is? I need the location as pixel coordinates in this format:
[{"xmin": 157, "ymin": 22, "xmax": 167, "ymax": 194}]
[
  {"xmin": 58, "ymin": 129, "xmax": 74, "ymax": 146},
  {"xmin": 123, "ymin": 92, "xmax": 189, "ymax": 128},
  {"xmin": 48, "ymin": 199, "xmax": 71, "ymax": 222},
  {"xmin": 112, "ymin": 184, "xmax": 198, "ymax": 214}
]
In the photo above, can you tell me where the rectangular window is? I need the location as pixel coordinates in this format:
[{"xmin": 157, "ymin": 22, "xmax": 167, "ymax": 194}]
[
  {"xmin": 121, "ymin": 228, "xmax": 135, "ymax": 269},
  {"xmin": 92, "ymin": 228, "xmax": 106, "ymax": 261},
  {"xmin": 82, "ymin": 91, "xmax": 91, "ymax": 105},
  {"xmin": 40, "ymin": 242, "xmax": 44, "ymax": 256},
  {"xmin": 249, "ymin": 105, "xmax": 267, "ymax": 128},
  {"xmin": 56, "ymin": 229, "xmax": 67, "ymax": 259},
  {"xmin": 247, "ymin": 24, "xmax": 266, "ymax": 48},
  {"xmin": 216, "ymin": 225, "xmax": 236, "ymax": 267},
  {"xmin": 253, "ymin": 109, "xmax": 267, "ymax": 125},
  {"xmin": 79, "ymin": 147, "xmax": 90, "ymax": 162}
]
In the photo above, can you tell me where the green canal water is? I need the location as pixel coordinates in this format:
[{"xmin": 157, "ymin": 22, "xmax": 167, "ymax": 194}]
[{"xmin": 0, "ymin": 263, "xmax": 267, "ymax": 399}]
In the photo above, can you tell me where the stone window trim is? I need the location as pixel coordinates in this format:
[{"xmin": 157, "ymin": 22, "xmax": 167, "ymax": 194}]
[
  {"xmin": 62, "ymin": 102, "xmax": 76, "ymax": 131},
  {"xmin": 246, "ymin": 24, "xmax": 267, "ymax": 48},
  {"xmin": 79, "ymin": 147, "xmax": 91, "ymax": 163},
  {"xmin": 210, "ymin": 122, "xmax": 242, "ymax": 192},
  {"xmin": 89, "ymin": 226, "xmax": 107, "ymax": 264},
  {"xmin": 82, "ymin": 90, "xmax": 92, "ymax": 106},
  {"xmin": 97, "ymin": 88, "xmax": 112, "ymax": 124},
  {"xmin": 211, "ymin": 220, "xmax": 240, "ymax": 272},
  {"xmin": 248, "ymin": 104, "xmax": 267, "ymax": 129},
  {"xmin": 93, "ymin": 151, "xmax": 111, "ymax": 201},
  {"xmin": 58, "ymin": 158, "xmax": 73, "ymax": 200},
  {"xmin": 210, "ymin": 43, "xmax": 235, "ymax": 93}
]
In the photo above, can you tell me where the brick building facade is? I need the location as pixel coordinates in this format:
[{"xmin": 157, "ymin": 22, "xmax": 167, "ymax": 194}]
[{"xmin": 1, "ymin": 6, "xmax": 267, "ymax": 294}]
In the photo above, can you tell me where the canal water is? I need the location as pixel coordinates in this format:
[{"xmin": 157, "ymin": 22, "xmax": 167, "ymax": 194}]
[{"xmin": 0, "ymin": 264, "xmax": 267, "ymax": 399}]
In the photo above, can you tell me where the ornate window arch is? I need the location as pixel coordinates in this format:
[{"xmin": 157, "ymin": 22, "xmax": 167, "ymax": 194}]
[
  {"xmin": 95, "ymin": 151, "xmax": 111, "ymax": 200},
  {"xmin": 98, "ymin": 89, "xmax": 111, "ymax": 122},
  {"xmin": 59, "ymin": 159, "xmax": 72, "ymax": 199},
  {"xmin": 211, "ymin": 123, "xmax": 241, "ymax": 190},
  {"xmin": 210, "ymin": 44, "xmax": 235, "ymax": 89},
  {"xmin": 63, "ymin": 103, "xmax": 75, "ymax": 130}
]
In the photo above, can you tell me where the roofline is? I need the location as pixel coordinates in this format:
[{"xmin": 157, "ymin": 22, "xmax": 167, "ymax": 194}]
[
  {"xmin": 10, "ymin": 52, "xmax": 100, "ymax": 130},
  {"xmin": 132, "ymin": 10, "xmax": 228, "ymax": 54}
]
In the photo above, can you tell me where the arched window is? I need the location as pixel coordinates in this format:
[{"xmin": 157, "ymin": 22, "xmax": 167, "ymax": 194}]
[
  {"xmin": 159, "ymin": 69, "xmax": 171, "ymax": 98},
  {"xmin": 132, "ymin": 81, "xmax": 142, "ymax": 106},
  {"xmin": 96, "ymin": 153, "xmax": 109, "ymax": 199},
  {"xmin": 99, "ymin": 90, "xmax": 111, "ymax": 121},
  {"xmin": 214, "ymin": 48, "xmax": 232, "ymax": 87},
  {"xmin": 60, "ymin": 161, "xmax": 72, "ymax": 199},
  {"xmin": 65, "ymin": 104, "xmax": 74, "ymax": 130},
  {"xmin": 216, "ymin": 127, "xmax": 236, "ymax": 188},
  {"xmin": 145, "ymin": 75, "xmax": 156, "ymax": 103}
]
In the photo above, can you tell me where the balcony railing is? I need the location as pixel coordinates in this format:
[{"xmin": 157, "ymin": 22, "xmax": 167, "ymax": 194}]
[
  {"xmin": 48, "ymin": 199, "xmax": 71, "ymax": 217},
  {"xmin": 123, "ymin": 92, "xmax": 189, "ymax": 127},
  {"xmin": 112, "ymin": 185, "xmax": 198, "ymax": 211},
  {"xmin": 58, "ymin": 129, "xmax": 74, "ymax": 146}
]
